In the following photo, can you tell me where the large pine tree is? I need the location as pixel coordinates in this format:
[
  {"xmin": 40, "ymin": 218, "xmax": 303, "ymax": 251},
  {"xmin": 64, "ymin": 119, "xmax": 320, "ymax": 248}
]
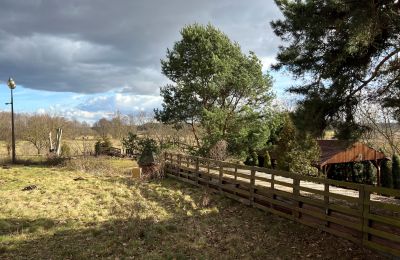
[{"xmin": 271, "ymin": 0, "xmax": 400, "ymax": 138}]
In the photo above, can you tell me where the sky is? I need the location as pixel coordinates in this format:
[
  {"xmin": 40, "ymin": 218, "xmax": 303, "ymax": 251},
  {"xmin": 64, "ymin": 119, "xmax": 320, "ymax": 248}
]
[{"xmin": 0, "ymin": 0, "xmax": 294, "ymax": 124}]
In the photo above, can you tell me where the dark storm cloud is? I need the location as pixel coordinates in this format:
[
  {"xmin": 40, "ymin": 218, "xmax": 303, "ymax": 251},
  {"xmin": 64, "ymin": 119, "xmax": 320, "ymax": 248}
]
[{"xmin": 0, "ymin": 0, "xmax": 282, "ymax": 94}]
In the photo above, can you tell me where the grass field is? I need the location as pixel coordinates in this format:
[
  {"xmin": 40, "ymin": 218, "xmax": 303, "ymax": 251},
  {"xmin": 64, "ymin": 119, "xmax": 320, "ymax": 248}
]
[{"xmin": 0, "ymin": 160, "xmax": 383, "ymax": 259}]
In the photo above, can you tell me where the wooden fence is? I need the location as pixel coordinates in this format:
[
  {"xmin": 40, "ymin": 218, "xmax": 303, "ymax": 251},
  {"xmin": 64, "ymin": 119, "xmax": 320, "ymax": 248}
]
[{"xmin": 164, "ymin": 153, "xmax": 400, "ymax": 257}]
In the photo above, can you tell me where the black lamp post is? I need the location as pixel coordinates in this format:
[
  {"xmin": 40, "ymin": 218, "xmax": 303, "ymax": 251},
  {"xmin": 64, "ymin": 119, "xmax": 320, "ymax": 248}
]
[{"xmin": 6, "ymin": 77, "xmax": 16, "ymax": 163}]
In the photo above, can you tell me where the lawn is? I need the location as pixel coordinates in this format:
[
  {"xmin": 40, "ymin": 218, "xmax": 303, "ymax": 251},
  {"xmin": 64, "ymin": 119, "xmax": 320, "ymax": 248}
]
[{"xmin": 0, "ymin": 160, "xmax": 383, "ymax": 259}]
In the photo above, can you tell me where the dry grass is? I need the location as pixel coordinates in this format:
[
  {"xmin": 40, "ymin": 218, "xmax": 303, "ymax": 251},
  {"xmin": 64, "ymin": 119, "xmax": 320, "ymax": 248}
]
[{"xmin": 0, "ymin": 161, "xmax": 384, "ymax": 259}]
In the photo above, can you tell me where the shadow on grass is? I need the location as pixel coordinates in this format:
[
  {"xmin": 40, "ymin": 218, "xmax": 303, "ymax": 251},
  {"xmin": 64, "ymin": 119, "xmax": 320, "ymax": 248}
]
[
  {"xmin": 0, "ymin": 218, "xmax": 58, "ymax": 236},
  {"xmin": 0, "ymin": 177, "xmax": 384, "ymax": 260}
]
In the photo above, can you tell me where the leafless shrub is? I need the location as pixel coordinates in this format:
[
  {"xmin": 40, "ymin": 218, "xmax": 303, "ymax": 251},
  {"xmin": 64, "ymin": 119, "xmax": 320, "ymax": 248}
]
[
  {"xmin": 140, "ymin": 162, "xmax": 165, "ymax": 180},
  {"xmin": 208, "ymin": 140, "xmax": 228, "ymax": 161}
]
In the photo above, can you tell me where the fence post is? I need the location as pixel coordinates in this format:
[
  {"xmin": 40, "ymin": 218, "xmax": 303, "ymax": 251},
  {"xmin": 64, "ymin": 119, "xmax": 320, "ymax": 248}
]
[
  {"xmin": 360, "ymin": 185, "xmax": 370, "ymax": 245},
  {"xmin": 207, "ymin": 160, "xmax": 210, "ymax": 188},
  {"xmin": 219, "ymin": 164, "xmax": 223, "ymax": 194},
  {"xmin": 324, "ymin": 183, "xmax": 330, "ymax": 227},
  {"xmin": 293, "ymin": 176, "xmax": 300, "ymax": 218},
  {"xmin": 234, "ymin": 166, "xmax": 238, "ymax": 181},
  {"xmin": 178, "ymin": 154, "xmax": 182, "ymax": 177},
  {"xmin": 250, "ymin": 169, "xmax": 256, "ymax": 206},
  {"xmin": 196, "ymin": 157, "xmax": 200, "ymax": 185},
  {"xmin": 271, "ymin": 172, "xmax": 276, "ymax": 208}
]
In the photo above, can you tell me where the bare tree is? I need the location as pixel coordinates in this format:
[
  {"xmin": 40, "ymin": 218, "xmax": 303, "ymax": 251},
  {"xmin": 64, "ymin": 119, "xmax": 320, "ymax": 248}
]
[
  {"xmin": 23, "ymin": 114, "xmax": 51, "ymax": 155},
  {"xmin": 357, "ymin": 102, "xmax": 400, "ymax": 155}
]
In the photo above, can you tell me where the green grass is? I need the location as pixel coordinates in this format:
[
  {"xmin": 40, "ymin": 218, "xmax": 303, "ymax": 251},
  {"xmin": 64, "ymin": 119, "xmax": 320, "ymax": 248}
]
[{"xmin": 0, "ymin": 161, "xmax": 382, "ymax": 259}]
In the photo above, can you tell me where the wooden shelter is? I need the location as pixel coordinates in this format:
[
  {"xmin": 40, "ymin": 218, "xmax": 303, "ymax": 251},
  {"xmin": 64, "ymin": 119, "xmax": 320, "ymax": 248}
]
[{"xmin": 316, "ymin": 140, "xmax": 387, "ymax": 185}]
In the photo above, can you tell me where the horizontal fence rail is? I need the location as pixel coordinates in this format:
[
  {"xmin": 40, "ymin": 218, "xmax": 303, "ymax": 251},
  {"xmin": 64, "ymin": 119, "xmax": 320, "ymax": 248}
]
[{"xmin": 164, "ymin": 153, "xmax": 400, "ymax": 257}]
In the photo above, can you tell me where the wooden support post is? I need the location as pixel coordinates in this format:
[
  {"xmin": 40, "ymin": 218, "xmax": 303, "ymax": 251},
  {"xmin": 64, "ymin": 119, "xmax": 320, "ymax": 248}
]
[
  {"xmin": 219, "ymin": 164, "xmax": 223, "ymax": 194},
  {"xmin": 250, "ymin": 169, "xmax": 255, "ymax": 206},
  {"xmin": 324, "ymin": 183, "xmax": 330, "ymax": 227},
  {"xmin": 271, "ymin": 173, "xmax": 276, "ymax": 208},
  {"xmin": 178, "ymin": 154, "xmax": 182, "ymax": 177},
  {"xmin": 196, "ymin": 158, "xmax": 200, "ymax": 185},
  {"xmin": 372, "ymin": 160, "xmax": 381, "ymax": 186},
  {"xmin": 207, "ymin": 160, "xmax": 210, "ymax": 188},
  {"xmin": 293, "ymin": 176, "xmax": 300, "ymax": 218},
  {"xmin": 359, "ymin": 185, "xmax": 371, "ymax": 245}
]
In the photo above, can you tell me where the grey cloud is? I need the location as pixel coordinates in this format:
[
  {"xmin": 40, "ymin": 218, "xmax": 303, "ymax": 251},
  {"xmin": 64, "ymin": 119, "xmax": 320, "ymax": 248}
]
[{"xmin": 0, "ymin": 0, "xmax": 283, "ymax": 94}]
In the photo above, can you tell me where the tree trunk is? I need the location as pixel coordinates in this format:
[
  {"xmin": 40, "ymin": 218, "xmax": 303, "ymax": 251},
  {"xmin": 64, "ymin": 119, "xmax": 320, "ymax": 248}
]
[{"xmin": 190, "ymin": 122, "xmax": 200, "ymax": 148}]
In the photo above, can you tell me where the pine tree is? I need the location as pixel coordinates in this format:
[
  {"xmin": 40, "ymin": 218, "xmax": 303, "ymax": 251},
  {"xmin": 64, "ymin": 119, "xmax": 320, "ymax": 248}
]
[
  {"xmin": 271, "ymin": 0, "xmax": 400, "ymax": 135},
  {"xmin": 363, "ymin": 161, "xmax": 376, "ymax": 185},
  {"xmin": 381, "ymin": 159, "xmax": 393, "ymax": 188},
  {"xmin": 392, "ymin": 154, "xmax": 400, "ymax": 189},
  {"xmin": 263, "ymin": 151, "xmax": 272, "ymax": 168}
]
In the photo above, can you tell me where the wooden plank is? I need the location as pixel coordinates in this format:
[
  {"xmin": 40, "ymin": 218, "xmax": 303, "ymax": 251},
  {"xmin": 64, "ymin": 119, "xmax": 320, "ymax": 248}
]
[
  {"xmin": 273, "ymin": 179, "xmax": 294, "ymax": 188},
  {"xmin": 365, "ymin": 213, "xmax": 400, "ymax": 228},
  {"xmin": 327, "ymin": 192, "xmax": 359, "ymax": 203},
  {"xmin": 253, "ymin": 202, "xmax": 295, "ymax": 220},
  {"xmin": 296, "ymin": 218, "xmax": 361, "ymax": 244},
  {"xmin": 367, "ymin": 200, "xmax": 400, "ymax": 212},
  {"xmin": 299, "ymin": 186, "xmax": 359, "ymax": 203},
  {"xmin": 222, "ymin": 176, "xmax": 251, "ymax": 188},
  {"xmin": 365, "ymin": 185, "xmax": 400, "ymax": 197},
  {"xmin": 364, "ymin": 240, "xmax": 400, "ymax": 257},
  {"xmin": 299, "ymin": 186, "xmax": 325, "ymax": 196},
  {"xmin": 256, "ymin": 186, "xmax": 296, "ymax": 201},
  {"xmin": 222, "ymin": 169, "xmax": 236, "ymax": 176},
  {"xmin": 253, "ymin": 193, "xmax": 296, "ymax": 211},
  {"xmin": 254, "ymin": 175, "xmax": 272, "ymax": 182},
  {"xmin": 223, "ymin": 191, "xmax": 251, "ymax": 205},
  {"xmin": 221, "ymin": 184, "xmax": 250, "ymax": 196},
  {"xmin": 234, "ymin": 172, "xmax": 252, "ymax": 180},
  {"xmin": 167, "ymin": 173, "xmax": 199, "ymax": 187},
  {"xmin": 297, "ymin": 207, "xmax": 362, "ymax": 231},
  {"xmin": 365, "ymin": 226, "xmax": 400, "ymax": 243},
  {"xmin": 328, "ymin": 203, "xmax": 361, "ymax": 217}
]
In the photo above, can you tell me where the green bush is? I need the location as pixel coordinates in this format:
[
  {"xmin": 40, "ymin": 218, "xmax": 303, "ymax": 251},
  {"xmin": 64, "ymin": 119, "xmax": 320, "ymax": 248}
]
[
  {"xmin": 122, "ymin": 132, "xmax": 140, "ymax": 155},
  {"xmin": 138, "ymin": 138, "xmax": 159, "ymax": 166},
  {"xmin": 363, "ymin": 161, "xmax": 376, "ymax": 185},
  {"xmin": 94, "ymin": 137, "xmax": 112, "ymax": 156},
  {"xmin": 381, "ymin": 159, "xmax": 393, "ymax": 188},
  {"xmin": 244, "ymin": 151, "xmax": 258, "ymax": 166},
  {"xmin": 263, "ymin": 151, "xmax": 272, "ymax": 168}
]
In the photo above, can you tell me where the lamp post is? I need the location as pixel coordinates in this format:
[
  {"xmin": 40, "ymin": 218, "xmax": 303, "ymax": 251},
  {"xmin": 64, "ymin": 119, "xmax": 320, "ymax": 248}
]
[{"xmin": 6, "ymin": 77, "xmax": 16, "ymax": 163}]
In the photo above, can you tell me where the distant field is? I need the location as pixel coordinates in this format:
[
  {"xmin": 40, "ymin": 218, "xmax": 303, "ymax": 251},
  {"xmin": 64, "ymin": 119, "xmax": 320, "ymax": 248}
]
[
  {"xmin": 0, "ymin": 160, "xmax": 380, "ymax": 259},
  {"xmin": 0, "ymin": 138, "xmax": 123, "ymax": 158}
]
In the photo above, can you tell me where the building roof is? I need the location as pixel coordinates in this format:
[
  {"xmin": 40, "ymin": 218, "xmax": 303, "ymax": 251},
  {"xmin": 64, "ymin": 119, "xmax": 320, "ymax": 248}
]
[{"xmin": 317, "ymin": 140, "xmax": 386, "ymax": 167}]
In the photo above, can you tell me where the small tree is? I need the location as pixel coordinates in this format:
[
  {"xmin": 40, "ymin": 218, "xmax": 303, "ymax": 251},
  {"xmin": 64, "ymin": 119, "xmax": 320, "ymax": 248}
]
[
  {"xmin": 263, "ymin": 151, "xmax": 272, "ymax": 168},
  {"xmin": 363, "ymin": 161, "xmax": 376, "ymax": 185},
  {"xmin": 122, "ymin": 132, "xmax": 140, "ymax": 156},
  {"xmin": 94, "ymin": 137, "xmax": 112, "ymax": 156},
  {"xmin": 273, "ymin": 114, "xmax": 320, "ymax": 175},
  {"xmin": 381, "ymin": 159, "xmax": 393, "ymax": 188},
  {"xmin": 392, "ymin": 154, "xmax": 400, "ymax": 189},
  {"xmin": 137, "ymin": 138, "xmax": 159, "ymax": 165}
]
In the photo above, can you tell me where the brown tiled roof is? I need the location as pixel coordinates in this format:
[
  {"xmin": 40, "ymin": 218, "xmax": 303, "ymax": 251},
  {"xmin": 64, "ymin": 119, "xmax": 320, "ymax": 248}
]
[{"xmin": 316, "ymin": 140, "xmax": 386, "ymax": 167}]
